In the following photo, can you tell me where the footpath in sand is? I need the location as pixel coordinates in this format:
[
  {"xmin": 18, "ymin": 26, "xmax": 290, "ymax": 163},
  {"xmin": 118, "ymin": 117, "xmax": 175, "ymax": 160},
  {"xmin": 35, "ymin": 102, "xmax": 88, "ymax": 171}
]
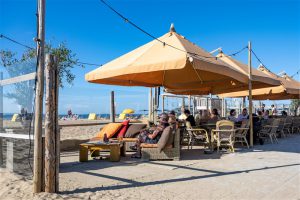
[{"xmin": 0, "ymin": 134, "xmax": 300, "ymax": 200}]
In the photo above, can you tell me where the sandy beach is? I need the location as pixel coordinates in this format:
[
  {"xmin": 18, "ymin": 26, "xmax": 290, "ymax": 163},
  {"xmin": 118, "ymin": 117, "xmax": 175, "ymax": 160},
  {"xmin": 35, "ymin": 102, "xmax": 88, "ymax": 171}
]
[{"xmin": 1, "ymin": 132, "xmax": 300, "ymax": 200}]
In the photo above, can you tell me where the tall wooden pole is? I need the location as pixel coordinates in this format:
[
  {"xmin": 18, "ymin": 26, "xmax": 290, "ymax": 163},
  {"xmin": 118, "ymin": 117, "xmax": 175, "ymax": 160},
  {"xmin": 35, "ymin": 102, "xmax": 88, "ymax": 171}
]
[
  {"xmin": 110, "ymin": 91, "xmax": 115, "ymax": 122},
  {"xmin": 0, "ymin": 72, "xmax": 3, "ymax": 166},
  {"xmin": 44, "ymin": 54, "xmax": 56, "ymax": 193},
  {"xmin": 54, "ymin": 57, "xmax": 60, "ymax": 192},
  {"xmin": 248, "ymin": 41, "xmax": 254, "ymax": 147},
  {"xmin": 33, "ymin": 0, "xmax": 45, "ymax": 193}
]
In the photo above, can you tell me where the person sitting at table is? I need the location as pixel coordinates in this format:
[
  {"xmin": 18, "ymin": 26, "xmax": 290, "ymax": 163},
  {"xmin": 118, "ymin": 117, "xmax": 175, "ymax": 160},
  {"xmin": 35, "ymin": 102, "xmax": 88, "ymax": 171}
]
[
  {"xmin": 263, "ymin": 110, "xmax": 270, "ymax": 120},
  {"xmin": 194, "ymin": 110, "xmax": 202, "ymax": 126},
  {"xmin": 210, "ymin": 108, "xmax": 221, "ymax": 122},
  {"xmin": 184, "ymin": 109, "xmax": 196, "ymax": 127},
  {"xmin": 168, "ymin": 110, "xmax": 178, "ymax": 129},
  {"xmin": 257, "ymin": 110, "xmax": 263, "ymax": 120},
  {"xmin": 237, "ymin": 108, "xmax": 248, "ymax": 122},
  {"xmin": 131, "ymin": 113, "xmax": 169, "ymax": 158},
  {"xmin": 228, "ymin": 109, "xmax": 238, "ymax": 122}
]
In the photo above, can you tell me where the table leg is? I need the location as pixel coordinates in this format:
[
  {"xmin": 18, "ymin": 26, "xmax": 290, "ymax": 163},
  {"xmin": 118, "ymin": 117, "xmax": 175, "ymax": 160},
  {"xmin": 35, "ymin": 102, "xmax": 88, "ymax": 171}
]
[
  {"xmin": 120, "ymin": 143, "xmax": 126, "ymax": 157},
  {"xmin": 91, "ymin": 150, "xmax": 100, "ymax": 157},
  {"xmin": 79, "ymin": 145, "xmax": 88, "ymax": 162},
  {"xmin": 110, "ymin": 145, "xmax": 120, "ymax": 162}
]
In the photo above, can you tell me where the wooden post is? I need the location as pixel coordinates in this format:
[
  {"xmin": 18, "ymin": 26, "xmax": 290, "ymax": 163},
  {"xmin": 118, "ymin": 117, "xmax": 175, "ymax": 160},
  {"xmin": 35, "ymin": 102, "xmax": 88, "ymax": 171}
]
[
  {"xmin": 188, "ymin": 95, "xmax": 191, "ymax": 111},
  {"xmin": 33, "ymin": 0, "xmax": 46, "ymax": 193},
  {"xmin": 248, "ymin": 41, "xmax": 254, "ymax": 147},
  {"xmin": 0, "ymin": 72, "xmax": 3, "ymax": 166},
  {"xmin": 110, "ymin": 91, "xmax": 115, "ymax": 122},
  {"xmin": 54, "ymin": 57, "xmax": 60, "ymax": 192},
  {"xmin": 44, "ymin": 54, "xmax": 56, "ymax": 193}
]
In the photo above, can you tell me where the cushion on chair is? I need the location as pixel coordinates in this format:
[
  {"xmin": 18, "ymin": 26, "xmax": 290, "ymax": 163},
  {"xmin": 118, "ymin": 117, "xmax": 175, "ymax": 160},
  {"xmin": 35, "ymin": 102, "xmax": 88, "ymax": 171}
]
[
  {"xmin": 140, "ymin": 143, "xmax": 158, "ymax": 148},
  {"xmin": 117, "ymin": 120, "xmax": 130, "ymax": 138},
  {"xmin": 96, "ymin": 123, "xmax": 123, "ymax": 138},
  {"xmin": 124, "ymin": 124, "xmax": 147, "ymax": 138},
  {"xmin": 157, "ymin": 126, "xmax": 174, "ymax": 152}
]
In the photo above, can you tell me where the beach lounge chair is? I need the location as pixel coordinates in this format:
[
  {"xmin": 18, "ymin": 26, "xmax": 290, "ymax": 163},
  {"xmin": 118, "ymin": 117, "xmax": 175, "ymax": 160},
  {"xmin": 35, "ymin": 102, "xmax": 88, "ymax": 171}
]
[{"xmin": 141, "ymin": 128, "xmax": 180, "ymax": 161}]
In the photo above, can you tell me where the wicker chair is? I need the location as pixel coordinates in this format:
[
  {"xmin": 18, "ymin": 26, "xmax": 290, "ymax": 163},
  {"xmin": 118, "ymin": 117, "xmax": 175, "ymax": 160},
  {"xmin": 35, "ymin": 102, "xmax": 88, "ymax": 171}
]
[
  {"xmin": 141, "ymin": 129, "xmax": 180, "ymax": 161},
  {"xmin": 259, "ymin": 119, "xmax": 280, "ymax": 144},
  {"xmin": 186, "ymin": 128, "xmax": 210, "ymax": 150},
  {"xmin": 211, "ymin": 120, "xmax": 235, "ymax": 153},
  {"xmin": 234, "ymin": 120, "xmax": 249, "ymax": 149}
]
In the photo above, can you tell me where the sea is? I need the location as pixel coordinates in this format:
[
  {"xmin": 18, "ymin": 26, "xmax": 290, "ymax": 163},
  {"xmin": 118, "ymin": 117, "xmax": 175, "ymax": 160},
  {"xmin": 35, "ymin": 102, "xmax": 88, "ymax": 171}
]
[{"xmin": 2, "ymin": 113, "xmax": 143, "ymax": 120}]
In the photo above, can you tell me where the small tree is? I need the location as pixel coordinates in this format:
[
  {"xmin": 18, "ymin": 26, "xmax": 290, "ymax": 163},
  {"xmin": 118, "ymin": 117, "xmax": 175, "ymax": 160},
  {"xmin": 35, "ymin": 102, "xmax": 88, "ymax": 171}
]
[{"xmin": 0, "ymin": 43, "xmax": 84, "ymax": 113}]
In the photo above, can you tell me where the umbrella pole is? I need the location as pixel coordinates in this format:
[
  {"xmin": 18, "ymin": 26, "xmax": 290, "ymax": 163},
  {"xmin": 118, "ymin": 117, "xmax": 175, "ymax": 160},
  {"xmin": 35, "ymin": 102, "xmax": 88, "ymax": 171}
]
[
  {"xmin": 248, "ymin": 41, "xmax": 254, "ymax": 147},
  {"xmin": 162, "ymin": 95, "xmax": 165, "ymax": 113},
  {"xmin": 148, "ymin": 88, "xmax": 153, "ymax": 122}
]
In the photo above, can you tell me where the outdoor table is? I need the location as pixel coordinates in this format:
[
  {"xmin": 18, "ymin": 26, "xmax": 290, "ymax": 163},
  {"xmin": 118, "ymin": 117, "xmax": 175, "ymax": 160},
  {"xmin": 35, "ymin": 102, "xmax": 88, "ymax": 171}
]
[{"xmin": 79, "ymin": 140, "xmax": 126, "ymax": 162}]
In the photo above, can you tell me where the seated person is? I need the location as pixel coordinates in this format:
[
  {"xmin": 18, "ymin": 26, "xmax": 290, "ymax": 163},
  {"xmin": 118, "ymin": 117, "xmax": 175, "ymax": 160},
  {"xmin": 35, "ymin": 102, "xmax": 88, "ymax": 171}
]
[
  {"xmin": 257, "ymin": 110, "xmax": 263, "ymax": 120},
  {"xmin": 281, "ymin": 110, "xmax": 287, "ymax": 116},
  {"xmin": 238, "ymin": 108, "xmax": 248, "ymax": 122},
  {"xmin": 210, "ymin": 108, "xmax": 221, "ymax": 122},
  {"xmin": 263, "ymin": 110, "xmax": 270, "ymax": 119},
  {"xmin": 131, "ymin": 113, "xmax": 169, "ymax": 158},
  {"xmin": 184, "ymin": 109, "xmax": 196, "ymax": 127},
  {"xmin": 168, "ymin": 110, "xmax": 178, "ymax": 129},
  {"xmin": 228, "ymin": 109, "xmax": 238, "ymax": 122}
]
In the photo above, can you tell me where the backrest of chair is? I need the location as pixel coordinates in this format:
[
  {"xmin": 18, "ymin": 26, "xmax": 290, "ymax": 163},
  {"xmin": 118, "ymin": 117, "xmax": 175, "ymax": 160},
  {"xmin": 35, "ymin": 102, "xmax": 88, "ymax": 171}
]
[
  {"xmin": 238, "ymin": 120, "xmax": 250, "ymax": 135},
  {"xmin": 270, "ymin": 119, "xmax": 280, "ymax": 133},
  {"xmin": 174, "ymin": 129, "xmax": 180, "ymax": 148},
  {"xmin": 277, "ymin": 118, "xmax": 284, "ymax": 131},
  {"xmin": 216, "ymin": 120, "xmax": 235, "ymax": 139}
]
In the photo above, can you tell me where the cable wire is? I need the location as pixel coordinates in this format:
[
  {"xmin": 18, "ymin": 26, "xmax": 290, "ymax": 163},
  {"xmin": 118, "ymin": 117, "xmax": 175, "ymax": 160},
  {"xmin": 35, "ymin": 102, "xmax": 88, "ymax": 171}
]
[
  {"xmin": 100, "ymin": 0, "xmax": 247, "ymax": 60},
  {"xmin": 291, "ymin": 69, "xmax": 300, "ymax": 78},
  {"xmin": 1, "ymin": 34, "xmax": 102, "ymax": 67},
  {"xmin": 0, "ymin": 34, "xmax": 34, "ymax": 50}
]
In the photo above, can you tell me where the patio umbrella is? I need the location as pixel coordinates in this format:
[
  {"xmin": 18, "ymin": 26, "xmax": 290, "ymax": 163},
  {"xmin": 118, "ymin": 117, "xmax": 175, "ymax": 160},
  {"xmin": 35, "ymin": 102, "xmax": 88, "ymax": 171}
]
[
  {"xmin": 121, "ymin": 108, "xmax": 135, "ymax": 114},
  {"xmin": 165, "ymin": 52, "xmax": 281, "ymax": 95},
  {"xmin": 219, "ymin": 65, "xmax": 300, "ymax": 100},
  {"xmin": 86, "ymin": 25, "xmax": 261, "ymax": 94}
]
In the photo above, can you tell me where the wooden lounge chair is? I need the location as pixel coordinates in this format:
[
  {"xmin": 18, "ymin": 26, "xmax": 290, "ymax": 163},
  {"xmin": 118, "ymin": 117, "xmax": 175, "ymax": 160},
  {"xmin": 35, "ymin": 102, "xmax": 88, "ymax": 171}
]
[{"xmin": 141, "ymin": 129, "xmax": 180, "ymax": 161}]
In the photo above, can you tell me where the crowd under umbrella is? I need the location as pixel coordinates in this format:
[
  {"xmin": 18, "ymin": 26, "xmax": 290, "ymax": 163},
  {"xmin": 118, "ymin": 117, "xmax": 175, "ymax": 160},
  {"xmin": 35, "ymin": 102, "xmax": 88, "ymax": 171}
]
[
  {"xmin": 85, "ymin": 24, "xmax": 282, "ymax": 147},
  {"xmin": 219, "ymin": 65, "xmax": 300, "ymax": 100}
]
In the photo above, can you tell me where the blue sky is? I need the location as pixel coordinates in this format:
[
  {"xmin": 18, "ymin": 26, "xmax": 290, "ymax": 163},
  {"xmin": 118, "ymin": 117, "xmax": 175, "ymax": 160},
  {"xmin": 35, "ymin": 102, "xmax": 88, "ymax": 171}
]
[{"xmin": 0, "ymin": 0, "xmax": 299, "ymax": 114}]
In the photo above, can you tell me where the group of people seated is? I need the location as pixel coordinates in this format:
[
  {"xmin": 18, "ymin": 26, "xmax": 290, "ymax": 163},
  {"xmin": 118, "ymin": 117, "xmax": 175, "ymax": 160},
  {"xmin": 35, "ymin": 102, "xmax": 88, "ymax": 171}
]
[{"xmin": 131, "ymin": 111, "xmax": 177, "ymax": 158}]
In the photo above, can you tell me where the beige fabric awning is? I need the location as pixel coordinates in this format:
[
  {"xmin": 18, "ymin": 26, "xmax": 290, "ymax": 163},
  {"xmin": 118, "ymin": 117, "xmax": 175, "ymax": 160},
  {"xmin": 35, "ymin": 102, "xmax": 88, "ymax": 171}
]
[
  {"xmin": 85, "ymin": 27, "xmax": 265, "ymax": 94},
  {"xmin": 219, "ymin": 65, "xmax": 300, "ymax": 100}
]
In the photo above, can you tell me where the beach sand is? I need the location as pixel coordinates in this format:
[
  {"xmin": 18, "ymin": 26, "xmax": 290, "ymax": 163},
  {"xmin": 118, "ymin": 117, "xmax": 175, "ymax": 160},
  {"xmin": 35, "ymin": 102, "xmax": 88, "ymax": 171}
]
[{"xmin": 1, "ymin": 133, "xmax": 300, "ymax": 200}]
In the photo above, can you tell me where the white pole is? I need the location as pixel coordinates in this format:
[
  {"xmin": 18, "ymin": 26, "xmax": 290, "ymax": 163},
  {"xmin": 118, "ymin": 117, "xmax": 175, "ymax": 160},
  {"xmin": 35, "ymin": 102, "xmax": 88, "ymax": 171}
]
[
  {"xmin": 148, "ymin": 88, "xmax": 152, "ymax": 122},
  {"xmin": 248, "ymin": 41, "xmax": 254, "ymax": 147}
]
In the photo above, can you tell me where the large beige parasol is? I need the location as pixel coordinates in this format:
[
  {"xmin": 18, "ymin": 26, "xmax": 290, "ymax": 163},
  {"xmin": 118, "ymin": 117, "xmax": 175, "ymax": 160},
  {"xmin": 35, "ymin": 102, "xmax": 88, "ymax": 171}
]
[
  {"xmin": 219, "ymin": 65, "xmax": 300, "ymax": 100},
  {"xmin": 85, "ymin": 25, "xmax": 266, "ymax": 94}
]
